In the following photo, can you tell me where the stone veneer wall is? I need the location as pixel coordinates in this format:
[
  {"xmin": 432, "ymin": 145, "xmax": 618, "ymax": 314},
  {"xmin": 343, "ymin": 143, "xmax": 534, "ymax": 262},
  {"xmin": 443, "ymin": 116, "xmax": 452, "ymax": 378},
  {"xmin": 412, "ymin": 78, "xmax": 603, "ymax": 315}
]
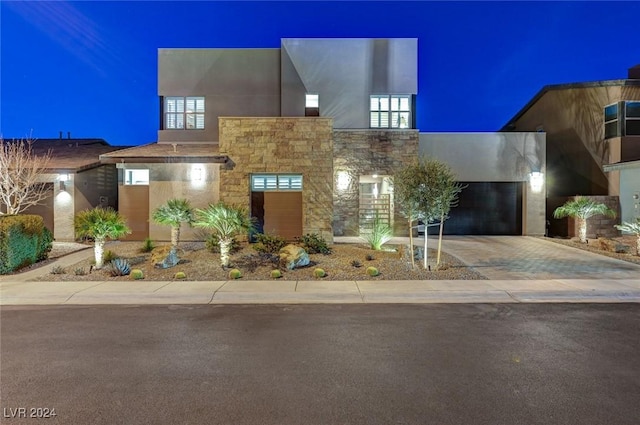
[
  {"xmin": 218, "ymin": 117, "xmax": 334, "ymax": 242},
  {"xmin": 333, "ymin": 130, "xmax": 419, "ymax": 236}
]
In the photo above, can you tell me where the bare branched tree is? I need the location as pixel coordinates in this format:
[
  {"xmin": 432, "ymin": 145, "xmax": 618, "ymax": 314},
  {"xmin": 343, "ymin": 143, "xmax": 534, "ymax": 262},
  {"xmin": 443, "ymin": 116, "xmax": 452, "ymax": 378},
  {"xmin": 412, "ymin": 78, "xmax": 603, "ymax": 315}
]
[{"xmin": 0, "ymin": 137, "xmax": 52, "ymax": 215}]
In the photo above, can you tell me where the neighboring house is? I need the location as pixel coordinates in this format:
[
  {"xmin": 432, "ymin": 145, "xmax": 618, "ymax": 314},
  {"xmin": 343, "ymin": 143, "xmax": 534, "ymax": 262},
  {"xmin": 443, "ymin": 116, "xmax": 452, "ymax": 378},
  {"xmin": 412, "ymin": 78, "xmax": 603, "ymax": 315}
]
[
  {"xmin": 501, "ymin": 65, "xmax": 640, "ymax": 237},
  {"xmin": 4, "ymin": 137, "xmax": 122, "ymax": 241},
  {"xmin": 101, "ymin": 38, "xmax": 546, "ymax": 241}
]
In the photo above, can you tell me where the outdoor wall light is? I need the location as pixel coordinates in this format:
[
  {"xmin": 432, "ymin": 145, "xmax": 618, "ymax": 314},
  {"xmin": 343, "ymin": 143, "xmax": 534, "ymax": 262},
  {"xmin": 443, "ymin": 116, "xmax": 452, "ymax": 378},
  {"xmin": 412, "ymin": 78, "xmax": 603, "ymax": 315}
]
[
  {"xmin": 193, "ymin": 167, "xmax": 203, "ymax": 181},
  {"xmin": 529, "ymin": 171, "xmax": 544, "ymax": 193},
  {"xmin": 58, "ymin": 173, "xmax": 70, "ymax": 191},
  {"xmin": 337, "ymin": 171, "xmax": 350, "ymax": 191}
]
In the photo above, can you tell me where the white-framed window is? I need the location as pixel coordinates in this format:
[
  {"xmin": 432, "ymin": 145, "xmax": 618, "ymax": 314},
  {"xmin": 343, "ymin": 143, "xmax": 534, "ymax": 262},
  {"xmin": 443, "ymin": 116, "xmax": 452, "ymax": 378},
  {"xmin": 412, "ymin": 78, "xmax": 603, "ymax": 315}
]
[
  {"xmin": 124, "ymin": 169, "xmax": 149, "ymax": 185},
  {"xmin": 251, "ymin": 174, "xmax": 303, "ymax": 191},
  {"xmin": 370, "ymin": 95, "xmax": 411, "ymax": 128},
  {"xmin": 164, "ymin": 96, "xmax": 205, "ymax": 129},
  {"xmin": 305, "ymin": 93, "xmax": 319, "ymax": 117}
]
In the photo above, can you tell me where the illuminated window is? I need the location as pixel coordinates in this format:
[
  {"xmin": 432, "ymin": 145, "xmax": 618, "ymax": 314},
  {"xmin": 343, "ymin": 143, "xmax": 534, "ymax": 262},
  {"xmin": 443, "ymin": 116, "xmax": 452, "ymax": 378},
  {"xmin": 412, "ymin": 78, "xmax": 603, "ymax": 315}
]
[
  {"xmin": 370, "ymin": 95, "xmax": 412, "ymax": 128},
  {"xmin": 305, "ymin": 94, "xmax": 319, "ymax": 117},
  {"xmin": 164, "ymin": 96, "xmax": 205, "ymax": 129},
  {"xmin": 124, "ymin": 169, "xmax": 149, "ymax": 185},
  {"xmin": 251, "ymin": 174, "xmax": 303, "ymax": 191}
]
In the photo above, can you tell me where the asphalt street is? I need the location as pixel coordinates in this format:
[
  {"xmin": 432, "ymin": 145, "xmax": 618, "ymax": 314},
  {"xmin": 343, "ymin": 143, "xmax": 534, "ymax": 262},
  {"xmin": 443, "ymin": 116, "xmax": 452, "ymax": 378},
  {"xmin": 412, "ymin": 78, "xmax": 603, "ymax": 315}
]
[{"xmin": 1, "ymin": 304, "xmax": 639, "ymax": 425}]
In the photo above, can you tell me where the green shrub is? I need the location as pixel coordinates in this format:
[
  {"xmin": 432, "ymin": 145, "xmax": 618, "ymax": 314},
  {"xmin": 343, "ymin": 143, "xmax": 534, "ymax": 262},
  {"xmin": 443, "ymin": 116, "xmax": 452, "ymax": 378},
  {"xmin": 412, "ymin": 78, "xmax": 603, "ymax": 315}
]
[
  {"xmin": 296, "ymin": 233, "xmax": 331, "ymax": 254},
  {"xmin": 140, "ymin": 237, "xmax": 155, "ymax": 253},
  {"xmin": 270, "ymin": 269, "xmax": 282, "ymax": 279},
  {"xmin": 103, "ymin": 250, "xmax": 118, "ymax": 263},
  {"xmin": 131, "ymin": 269, "xmax": 144, "ymax": 280},
  {"xmin": 313, "ymin": 268, "xmax": 326, "ymax": 278},
  {"xmin": 74, "ymin": 267, "xmax": 87, "ymax": 276},
  {"xmin": 108, "ymin": 258, "xmax": 131, "ymax": 276},
  {"xmin": 253, "ymin": 233, "xmax": 287, "ymax": 254},
  {"xmin": 0, "ymin": 215, "xmax": 53, "ymax": 274},
  {"xmin": 366, "ymin": 266, "xmax": 380, "ymax": 277},
  {"xmin": 50, "ymin": 265, "xmax": 66, "ymax": 275},
  {"xmin": 229, "ymin": 268, "xmax": 242, "ymax": 279},
  {"xmin": 174, "ymin": 271, "xmax": 186, "ymax": 279},
  {"xmin": 205, "ymin": 234, "xmax": 241, "ymax": 253}
]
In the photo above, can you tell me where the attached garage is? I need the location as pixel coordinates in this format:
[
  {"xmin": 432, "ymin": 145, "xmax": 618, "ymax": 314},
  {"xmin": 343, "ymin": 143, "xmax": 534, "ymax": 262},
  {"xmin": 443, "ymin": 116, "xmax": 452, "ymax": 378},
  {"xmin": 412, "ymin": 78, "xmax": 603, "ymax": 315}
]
[
  {"xmin": 428, "ymin": 182, "xmax": 523, "ymax": 235},
  {"xmin": 419, "ymin": 132, "xmax": 546, "ymax": 236}
]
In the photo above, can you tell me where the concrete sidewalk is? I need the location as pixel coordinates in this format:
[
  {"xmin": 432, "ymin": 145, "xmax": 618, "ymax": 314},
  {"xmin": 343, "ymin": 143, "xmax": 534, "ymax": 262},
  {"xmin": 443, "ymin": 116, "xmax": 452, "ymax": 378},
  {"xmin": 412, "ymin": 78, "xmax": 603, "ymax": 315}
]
[
  {"xmin": 2, "ymin": 236, "xmax": 640, "ymax": 305},
  {"xmin": 2, "ymin": 278, "xmax": 640, "ymax": 305}
]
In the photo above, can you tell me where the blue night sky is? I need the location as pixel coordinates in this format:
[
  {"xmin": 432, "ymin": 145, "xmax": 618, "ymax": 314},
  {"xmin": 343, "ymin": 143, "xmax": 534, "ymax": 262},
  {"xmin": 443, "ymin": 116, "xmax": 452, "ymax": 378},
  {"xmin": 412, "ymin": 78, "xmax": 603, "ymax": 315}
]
[{"xmin": 1, "ymin": 1, "xmax": 639, "ymax": 146}]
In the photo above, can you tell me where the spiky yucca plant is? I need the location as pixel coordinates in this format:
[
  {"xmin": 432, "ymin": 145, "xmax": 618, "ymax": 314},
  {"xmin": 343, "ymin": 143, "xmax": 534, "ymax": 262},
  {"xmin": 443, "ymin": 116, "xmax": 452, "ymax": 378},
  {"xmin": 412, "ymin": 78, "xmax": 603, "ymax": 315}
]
[
  {"xmin": 362, "ymin": 211, "xmax": 393, "ymax": 250},
  {"xmin": 74, "ymin": 207, "xmax": 131, "ymax": 269},
  {"xmin": 615, "ymin": 219, "xmax": 640, "ymax": 255},
  {"xmin": 152, "ymin": 198, "xmax": 194, "ymax": 247},
  {"xmin": 553, "ymin": 196, "xmax": 616, "ymax": 243},
  {"xmin": 194, "ymin": 202, "xmax": 256, "ymax": 267}
]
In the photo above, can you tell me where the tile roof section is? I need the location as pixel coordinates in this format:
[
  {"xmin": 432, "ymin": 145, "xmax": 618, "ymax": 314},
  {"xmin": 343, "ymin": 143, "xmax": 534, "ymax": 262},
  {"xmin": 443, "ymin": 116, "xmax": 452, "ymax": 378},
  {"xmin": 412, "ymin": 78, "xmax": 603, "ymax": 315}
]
[
  {"xmin": 10, "ymin": 138, "xmax": 125, "ymax": 172},
  {"xmin": 99, "ymin": 142, "xmax": 228, "ymax": 164}
]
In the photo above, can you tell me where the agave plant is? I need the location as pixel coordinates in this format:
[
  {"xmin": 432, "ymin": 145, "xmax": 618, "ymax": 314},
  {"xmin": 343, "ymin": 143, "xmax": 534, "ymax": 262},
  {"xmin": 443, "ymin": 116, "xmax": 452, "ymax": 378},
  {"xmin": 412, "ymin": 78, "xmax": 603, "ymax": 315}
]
[
  {"xmin": 194, "ymin": 202, "xmax": 256, "ymax": 267},
  {"xmin": 553, "ymin": 196, "xmax": 616, "ymax": 243},
  {"xmin": 152, "ymin": 198, "xmax": 194, "ymax": 247},
  {"xmin": 615, "ymin": 219, "xmax": 640, "ymax": 255},
  {"xmin": 74, "ymin": 207, "xmax": 131, "ymax": 269},
  {"xmin": 361, "ymin": 211, "xmax": 393, "ymax": 250}
]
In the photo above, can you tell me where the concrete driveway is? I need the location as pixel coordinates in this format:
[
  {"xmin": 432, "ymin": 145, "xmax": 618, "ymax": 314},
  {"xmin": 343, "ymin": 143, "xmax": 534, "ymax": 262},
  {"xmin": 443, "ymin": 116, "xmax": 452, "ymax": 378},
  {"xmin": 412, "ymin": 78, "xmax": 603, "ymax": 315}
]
[{"xmin": 438, "ymin": 236, "xmax": 640, "ymax": 280}]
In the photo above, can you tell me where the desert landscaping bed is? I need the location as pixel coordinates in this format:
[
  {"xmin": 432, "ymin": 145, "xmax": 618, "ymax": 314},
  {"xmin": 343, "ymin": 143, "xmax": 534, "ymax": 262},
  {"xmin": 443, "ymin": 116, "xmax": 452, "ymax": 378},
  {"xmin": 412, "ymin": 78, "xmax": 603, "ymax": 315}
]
[{"xmin": 32, "ymin": 241, "xmax": 486, "ymax": 281}]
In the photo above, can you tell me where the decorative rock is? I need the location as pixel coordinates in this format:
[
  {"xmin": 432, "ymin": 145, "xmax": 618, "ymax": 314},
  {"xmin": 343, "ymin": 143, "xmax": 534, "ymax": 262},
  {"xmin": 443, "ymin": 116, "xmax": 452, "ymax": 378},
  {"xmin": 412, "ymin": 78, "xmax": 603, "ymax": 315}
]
[
  {"xmin": 155, "ymin": 246, "xmax": 180, "ymax": 269},
  {"xmin": 279, "ymin": 244, "xmax": 310, "ymax": 270}
]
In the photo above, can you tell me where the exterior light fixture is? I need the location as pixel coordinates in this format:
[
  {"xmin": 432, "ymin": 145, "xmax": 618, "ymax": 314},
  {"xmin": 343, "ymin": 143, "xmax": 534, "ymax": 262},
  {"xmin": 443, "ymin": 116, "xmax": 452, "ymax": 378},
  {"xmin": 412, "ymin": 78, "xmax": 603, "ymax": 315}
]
[
  {"xmin": 193, "ymin": 167, "xmax": 202, "ymax": 181},
  {"xmin": 337, "ymin": 171, "xmax": 350, "ymax": 191},
  {"xmin": 58, "ymin": 173, "xmax": 70, "ymax": 191},
  {"xmin": 529, "ymin": 171, "xmax": 544, "ymax": 193}
]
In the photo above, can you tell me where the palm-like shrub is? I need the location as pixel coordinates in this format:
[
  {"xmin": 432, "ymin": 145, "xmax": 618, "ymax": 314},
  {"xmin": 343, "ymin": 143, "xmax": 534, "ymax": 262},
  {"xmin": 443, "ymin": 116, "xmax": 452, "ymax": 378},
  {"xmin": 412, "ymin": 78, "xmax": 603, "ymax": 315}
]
[
  {"xmin": 194, "ymin": 202, "xmax": 256, "ymax": 267},
  {"xmin": 553, "ymin": 196, "xmax": 616, "ymax": 243},
  {"xmin": 74, "ymin": 207, "xmax": 131, "ymax": 269},
  {"xmin": 615, "ymin": 219, "xmax": 640, "ymax": 255},
  {"xmin": 152, "ymin": 198, "xmax": 194, "ymax": 247}
]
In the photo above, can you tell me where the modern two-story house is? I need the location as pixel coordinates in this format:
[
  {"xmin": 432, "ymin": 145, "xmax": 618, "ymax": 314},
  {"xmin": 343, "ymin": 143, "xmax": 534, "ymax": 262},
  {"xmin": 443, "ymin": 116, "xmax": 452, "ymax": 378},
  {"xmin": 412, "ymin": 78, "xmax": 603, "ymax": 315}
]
[
  {"xmin": 101, "ymin": 38, "xmax": 546, "ymax": 241},
  {"xmin": 502, "ymin": 65, "xmax": 640, "ymax": 237}
]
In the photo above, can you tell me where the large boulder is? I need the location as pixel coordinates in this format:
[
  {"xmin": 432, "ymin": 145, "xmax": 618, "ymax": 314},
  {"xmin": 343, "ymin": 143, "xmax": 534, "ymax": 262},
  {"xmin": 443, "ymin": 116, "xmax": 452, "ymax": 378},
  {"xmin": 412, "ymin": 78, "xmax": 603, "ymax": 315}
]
[{"xmin": 279, "ymin": 244, "xmax": 310, "ymax": 270}]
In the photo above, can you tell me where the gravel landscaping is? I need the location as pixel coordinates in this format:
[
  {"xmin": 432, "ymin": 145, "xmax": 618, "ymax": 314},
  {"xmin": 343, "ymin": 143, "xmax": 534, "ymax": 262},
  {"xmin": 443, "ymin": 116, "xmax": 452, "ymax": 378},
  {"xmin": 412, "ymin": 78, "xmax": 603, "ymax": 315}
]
[{"xmin": 32, "ymin": 241, "xmax": 487, "ymax": 281}]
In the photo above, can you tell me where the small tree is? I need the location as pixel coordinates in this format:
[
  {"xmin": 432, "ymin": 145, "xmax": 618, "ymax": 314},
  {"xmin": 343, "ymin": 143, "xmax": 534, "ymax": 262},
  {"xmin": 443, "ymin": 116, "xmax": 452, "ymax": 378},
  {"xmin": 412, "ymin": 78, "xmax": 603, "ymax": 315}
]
[
  {"xmin": 194, "ymin": 202, "xmax": 256, "ymax": 268},
  {"xmin": 615, "ymin": 219, "xmax": 640, "ymax": 255},
  {"xmin": 152, "ymin": 198, "xmax": 194, "ymax": 247},
  {"xmin": 553, "ymin": 196, "xmax": 616, "ymax": 243},
  {"xmin": 0, "ymin": 137, "xmax": 52, "ymax": 215},
  {"xmin": 74, "ymin": 207, "xmax": 131, "ymax": 268}
]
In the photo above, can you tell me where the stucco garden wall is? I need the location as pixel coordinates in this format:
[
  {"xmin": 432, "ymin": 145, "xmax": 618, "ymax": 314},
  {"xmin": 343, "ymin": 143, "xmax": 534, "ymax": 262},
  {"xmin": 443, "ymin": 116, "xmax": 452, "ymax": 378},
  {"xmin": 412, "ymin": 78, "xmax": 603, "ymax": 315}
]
[{"xmin": 219, "ymin": 117, "xmax": 334, "ymax": 242}]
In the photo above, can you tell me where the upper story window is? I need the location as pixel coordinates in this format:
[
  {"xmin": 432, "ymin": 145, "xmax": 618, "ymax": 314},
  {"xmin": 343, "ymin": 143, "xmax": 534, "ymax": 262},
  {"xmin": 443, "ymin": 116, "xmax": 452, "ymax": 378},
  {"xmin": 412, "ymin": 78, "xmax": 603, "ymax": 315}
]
[
  {"xmin": 604, "ymin": 103, "xmax": 619, "ymax": 139},
  {"xmin": 305, "ymin": 94, "xmax": 319, "ymax": 117},
  {"xmin": 626, "ymin": 101, "xmax": 640, "ymax": 136},
  {"xmin": 370, "ymin": 95, "xmax": 412, "ymax": 129},
  {"xmin": 604, "ymin": 101, "xmax": 640, "ymax": 139},
  {"xmin": 164, "ymin": 96, "xmax": 205, "ymax": 129},
  {"xmin": 124, "ymin": 169, "xmax": 149, "ymax": 185}
]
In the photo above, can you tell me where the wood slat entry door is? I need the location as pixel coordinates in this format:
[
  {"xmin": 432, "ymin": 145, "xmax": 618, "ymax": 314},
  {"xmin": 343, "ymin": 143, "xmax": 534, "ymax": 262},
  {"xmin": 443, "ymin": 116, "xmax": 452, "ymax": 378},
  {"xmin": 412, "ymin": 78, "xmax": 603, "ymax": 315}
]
[{"xmin": 263, "ymin": 191, "xmax": 303, "ymax": 241}]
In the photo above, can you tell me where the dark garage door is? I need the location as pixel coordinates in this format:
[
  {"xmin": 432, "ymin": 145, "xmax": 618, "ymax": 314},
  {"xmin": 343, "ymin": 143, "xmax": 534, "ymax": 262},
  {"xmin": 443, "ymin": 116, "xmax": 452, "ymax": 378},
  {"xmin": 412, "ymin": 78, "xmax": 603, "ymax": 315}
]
[{"xmin": 428, "ymin": 182, "xmax": 522, "ymax": 235}]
